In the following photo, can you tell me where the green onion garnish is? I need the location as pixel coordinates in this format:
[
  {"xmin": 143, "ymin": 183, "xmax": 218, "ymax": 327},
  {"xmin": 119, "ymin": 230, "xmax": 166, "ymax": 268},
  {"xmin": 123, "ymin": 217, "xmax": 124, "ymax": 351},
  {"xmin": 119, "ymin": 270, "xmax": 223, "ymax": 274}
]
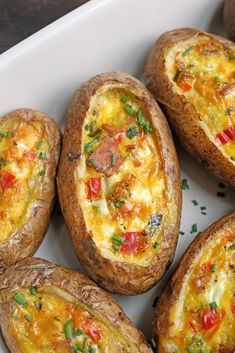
[
  {"xmin": 192, "ymin": 200, "xmax": 198, "ymax": 206},
  {"xmin": 36, "ymin": 140, "xmax": 44, "ymax": 149},
  {"xmin": 200, "ymin": 348, "xmax": 210, "ymax": 353},
  {"xmin": 229, "ymin": 55, "xmax": 235, "ymax": 60},
  {"xmin": 190, "ymin": 223, "xmax": 198, "ymax": 233},
  {"xmin": 84, "ymin": 138, "xmax": 99, "ymax": 153},
  {"xmin": 120, "ymin": 95, "xmax": 127, "ymax": 103},
  {"xmin": 112, "ymin": 244, "xmax": 119, "ymax": 252},
  {"xmin": 143, "ymin": 121, "xmax": 153, "ymax": 134},
  {"xmin": 39, "ymin": 152, "xmax": 46, "ymax": 159},
  {"xmin": 211, "ymin": 264, "xmax": 217, "ymax": 273},
  {"xmin": 90, "ymin": 348, "xmax": 97, "ymax": 353},
  {"xmin": 73, "ymin": 345, "xmax": 82, "ymax": 353},
  {"xmin": 214, "ymin": 76, "xmax": 220, "ymax": 83},
  {"xmin": 111, "ymin": 155, "xmax": 116, "ymax": 167},
  {"xmin": 0, "ymin": 130, "xmax": 9, "ymax": 138},
  {"xmin": 153, "ymin": 242, "xmax": 159, "ymax": 249},
  {"xmin": 34, "ymin": 302, "xmax": 42, "ymax": 310},
  {"xmin": 200, "ymin": 206, "xmax": 206, "ymax": 210},
  {"xmin": 124, "ymin": 104, "xmax": 135, "ymax": 116},
  {"xmin": 14, "ymin": 293, "xmax": 26, "ymax": 306},
  {"xmin": 137, "ymin": 109, "xmax": 144, "ymax": 127},
  {"xmin": 173, "ymin": 70, "xmax": 181, "ymax": 82},
  {"xmin": 182, "ymin": 47, "xmax": 193, "ymax": 57},
  {"xmin": 89, "ymin": 158, "xmax": 96, "ymax": 168},
  {"xmin": 25, "ymin": 314, "xmax": 32, "ymax": 322},
  {"xmin": 30, "ymin": 287, "xmax": 37, "ymax": 295},
  {"xmin": 187, "ymin": 347, "xmax": 197, "ymax": 353},
  {"xmin": 151, "ymin": 339, "xmax": 157, "ymax": 349},
  {"xmin": 112, "ymin": 234, "xmax": 126, "ymax": 245},
  {"xmin": 74, "ymin": 328, "xmax": 83, "ymax": 336},
  {"xmin": 84, "ymin": 124, "xmax": 89, "ymax": 131},
  {"xmin": 181, "ymin": 178, "xmax": 189, "ymax": 190},
  {"xmin": 179, "ymin": 231, "xmax": 185, "ymax": 236},
  {"xmin": 64, "ymin": 319, "xmax": 73, "ymax": 339},
  {"xmin": 39, "ymin": 169, "xmax": 46, "ymax": 176},
  {"xmin": 209, "ymin": 302, "xmax": 217, "ymax": 309}
]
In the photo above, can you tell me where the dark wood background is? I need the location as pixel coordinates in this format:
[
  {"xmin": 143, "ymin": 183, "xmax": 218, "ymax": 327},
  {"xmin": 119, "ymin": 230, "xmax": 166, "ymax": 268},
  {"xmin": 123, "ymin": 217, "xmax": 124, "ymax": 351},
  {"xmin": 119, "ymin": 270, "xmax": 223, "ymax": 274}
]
[{"xmin": 0, "ymin": 0, "xmax": 89, "ymax": 54}]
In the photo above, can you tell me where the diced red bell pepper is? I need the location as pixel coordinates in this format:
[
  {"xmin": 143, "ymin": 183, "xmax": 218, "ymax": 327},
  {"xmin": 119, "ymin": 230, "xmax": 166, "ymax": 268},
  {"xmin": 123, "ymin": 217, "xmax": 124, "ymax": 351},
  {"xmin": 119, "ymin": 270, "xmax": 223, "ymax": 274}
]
[
  {"xmin": 216, "ymin": 126, "xmax": 235, "ymax": 145},
  {"xmin": 87, "ymin": 177, "xmax": 101, "ymax": 199},
  {"xmin": 120, "ymin": 232, "xmax": 143, "ymax": 255},
  {"xmin": 0, "ymin": 171, "xmax": 16, "ymax": 191},
  {"xmin": 182, "ymin": 83, "xmax": 192, "ymax": 92},
  {"xmin": 202, "ymin": 308, "xmax": 221, "ymax": 330},
  {"xmin": 202, "ymin": 262, "xmax": 213, "ymax": 272},
  {"xmin": 231, "ymin": 298, "xmax": 235, "ymax": 315}
]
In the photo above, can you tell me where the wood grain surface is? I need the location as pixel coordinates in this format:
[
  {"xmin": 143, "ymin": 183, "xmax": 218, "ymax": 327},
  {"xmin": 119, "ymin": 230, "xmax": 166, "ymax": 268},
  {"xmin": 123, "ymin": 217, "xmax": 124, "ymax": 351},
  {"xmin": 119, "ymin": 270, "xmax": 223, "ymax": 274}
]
[{"xmin": 0, "ymin": 0, "xmax": 89, "ymax": 53}]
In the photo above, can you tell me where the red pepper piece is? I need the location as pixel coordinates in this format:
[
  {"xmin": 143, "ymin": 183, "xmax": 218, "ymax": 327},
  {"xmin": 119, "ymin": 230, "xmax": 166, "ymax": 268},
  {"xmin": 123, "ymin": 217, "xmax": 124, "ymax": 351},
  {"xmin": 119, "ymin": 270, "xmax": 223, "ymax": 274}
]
[
  {"xmin": 120, "ymin": 232, "xmax": 142, "ymax": 255},
  {"xmin": 86, "ymin": 326, "xmax": 103, "ymax": 342},
  {"xmin": 202, "ymin": 308, "xmax": 221, "ymax": 330},
  {"xmin": 216, "ymin": 126, "xmax": 235, "ymax": 145},
  {"xmin": 87, "ymin": 177, "xmax": 101, "ymax": 199},
  {"xmin": 0, "ymin": 171, "xmax": 16, "ymax": 191},
  {"xmin": 182, "ymin": 83, "xmax": 192, "ymax": 92},
  {"xmin": 202, "ymin": 262, "xmax": 213, "ymax": 272}
]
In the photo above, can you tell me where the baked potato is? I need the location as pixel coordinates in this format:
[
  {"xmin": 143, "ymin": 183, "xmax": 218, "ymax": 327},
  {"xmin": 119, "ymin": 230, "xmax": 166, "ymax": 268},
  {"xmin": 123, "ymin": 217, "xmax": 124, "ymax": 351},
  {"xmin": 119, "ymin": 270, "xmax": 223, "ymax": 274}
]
[
  {"xmin": 154, "ymin": 211, "xmax": 235, "ymax": 353},
  {"xmin": 145, "ymin": 28, "xmax": 235, "ymax": 188},
  {"xmin": 224, "ymin": 0, "xmax": 235, "ymax": 41},
  {"xmin": 58, "ymin": 71, "xmax": 181, "ymax": 294},
  {"xmin": 0, "ymin": 108, "xmax": 61, "ymax": 269},
  {"xmin": 0, "ymin": 257, "xmax": 153, "ymax": 353}
]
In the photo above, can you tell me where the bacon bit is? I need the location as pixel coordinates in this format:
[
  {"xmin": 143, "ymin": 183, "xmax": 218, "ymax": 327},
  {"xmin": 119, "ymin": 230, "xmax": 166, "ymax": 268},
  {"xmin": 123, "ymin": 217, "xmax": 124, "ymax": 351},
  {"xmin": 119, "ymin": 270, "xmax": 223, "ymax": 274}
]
[
  {"xmin": 231, "ymin": 298, "xmax": 235, "ymax": 315},
  {"xmin": 120, "ymin": 232, "xmax": 148, "ymax": 255},
  {"xmin": 24, "ymin": 149, "xmax": 37, "ymax": 161},
  {"xmin": 182, "ymin": 83, "xmax": 192, "ymax": 92},
  {"xmin": 216, "ymin": 126, "xmax": 235, "ymax": 145},
  {"xmin": 101, "ymin": 124, "xmax": 125, "ymax": 144},
  {"xmin": 0, "ymin": 171, "xmax": 16, "ymax": 191},
  {"xmin": 202, "ymin": 308, "xmax": 221, "ymax": 330},
  {"xmin": 87, "ymin": 177, "xmax": 101, "ymax": 199},
  {"xmin": 86, "ymin": 326, "xmax": 103, "ymax": 342}
]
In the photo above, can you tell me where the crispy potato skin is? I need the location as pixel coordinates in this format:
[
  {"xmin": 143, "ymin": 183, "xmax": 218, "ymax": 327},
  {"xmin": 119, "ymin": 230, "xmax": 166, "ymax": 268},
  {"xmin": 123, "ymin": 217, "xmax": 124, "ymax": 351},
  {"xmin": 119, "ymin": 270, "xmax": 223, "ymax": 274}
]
[
  {"xmin": 0, "ymin": 257, "xmax": 152, "ymax": 353},
  {"xmin": 154, "ymin": 211, "xmax": 235, "ymax": 352},
  {"xmin": 144, "ymin": 28, "xmax": 235, "ymax": 189},
  {"xmin": 0, "ymin": 109, "xmax": 61, "ymax": 270},
  {"xmin": 57, "ymin": 71, "xmax": 181, "ymax": 294},
  {"xmin": 224, "ymin": 0, "xmax": 235, "ymax": 41}
]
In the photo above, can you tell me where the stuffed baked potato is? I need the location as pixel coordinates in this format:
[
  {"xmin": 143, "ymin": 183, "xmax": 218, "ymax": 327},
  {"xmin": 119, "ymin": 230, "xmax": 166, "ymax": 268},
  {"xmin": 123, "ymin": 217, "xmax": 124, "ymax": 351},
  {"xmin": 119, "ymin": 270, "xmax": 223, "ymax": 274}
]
[
  {"xmin": 154, "ymin": 211, "xmax": 235, "ymax": 353},
  {"xmin": 0, "ymin": 109, "xmax": 61, "ymax": 269},
  {"xmin": 0, "ymin": 257, "xmax": 153, "ymax": 353},
  {"xmin": 58, "ymin": 71, "xmax": 181, "ymax": 294},
  {"xmin": 145, "ymin": 28, "xmax": 235, "ymax": 188}
]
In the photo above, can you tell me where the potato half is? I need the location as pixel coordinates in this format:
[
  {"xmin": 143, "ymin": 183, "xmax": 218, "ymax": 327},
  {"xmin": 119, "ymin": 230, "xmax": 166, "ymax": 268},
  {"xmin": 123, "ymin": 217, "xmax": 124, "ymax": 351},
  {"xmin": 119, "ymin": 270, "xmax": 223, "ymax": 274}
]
[
  {"xmin": 145, "ymin": 28, "xmax": 235, "ymax": 188},
  {"xmin": 0, "ymin": 257, "xmax": 153, "ymax": 353},
  {"xmin": 0, "ymin": 109, "xmax": 61, "ymax": 269},
  {"xmin": 58, "ymin": 71, "xmax": 181, "ymax": 294},
  {"xmin": 154, "ymin": 211, "xmax": 235, "ymax": 353}
]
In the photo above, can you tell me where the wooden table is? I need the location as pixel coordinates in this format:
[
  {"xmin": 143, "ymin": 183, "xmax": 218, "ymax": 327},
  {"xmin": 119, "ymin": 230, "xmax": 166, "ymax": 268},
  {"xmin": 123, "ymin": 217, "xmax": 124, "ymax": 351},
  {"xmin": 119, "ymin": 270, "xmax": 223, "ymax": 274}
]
[{"xmin": 0, "ymin": 0, "xmax": 89, "ymax": 54}]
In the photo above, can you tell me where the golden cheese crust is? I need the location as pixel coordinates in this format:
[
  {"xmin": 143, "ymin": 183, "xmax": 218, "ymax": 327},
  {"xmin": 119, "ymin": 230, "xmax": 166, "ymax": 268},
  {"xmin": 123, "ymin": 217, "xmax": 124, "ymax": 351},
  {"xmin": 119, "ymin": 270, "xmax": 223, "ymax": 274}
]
[
  {"xmin": 145, "ymin": 28, "xmax": 235, "ymax": 189},
  {"xmin": 0, "ymin": 109, "xmax": 61, "ymax": 269},
  {"xmin": 57, "ymin": 71, "xmax": 181, "ymax": 294},
  {"xmin": 0, "ymin": 257, "xmax": 152, "ymax": 353},
  {"xmin": 154, "ymin": 212, "xmax": 235, "ymax": 353}
]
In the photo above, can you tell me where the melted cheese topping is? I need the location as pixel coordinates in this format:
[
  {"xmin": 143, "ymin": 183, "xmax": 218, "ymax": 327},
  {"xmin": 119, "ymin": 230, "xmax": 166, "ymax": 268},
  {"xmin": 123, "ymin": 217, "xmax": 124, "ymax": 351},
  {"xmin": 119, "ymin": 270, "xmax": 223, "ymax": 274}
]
[
  {"xmin": 10, "ymin": 286, "xmax": 139, "ymax": 353},
  {"xmin": 160, "ymin": 226, "xmax": 235, "ymax": 353},
  {"xmin": 165, "ymin": 34, "xmax": 235, "ymax": 160},
  {"xmin": 76, "ymin": 87, "xmax": 168, "ymax": 266},
  {"xmin": 0, "ymin": 117, "xmax": 48, "ymax": 243}
]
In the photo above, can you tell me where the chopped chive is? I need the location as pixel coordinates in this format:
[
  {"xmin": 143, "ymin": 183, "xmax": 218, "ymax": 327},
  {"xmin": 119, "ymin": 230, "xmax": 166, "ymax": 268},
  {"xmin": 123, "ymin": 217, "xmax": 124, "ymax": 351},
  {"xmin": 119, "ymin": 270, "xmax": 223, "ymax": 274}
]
[
  {"xmin": 36, "ymin": 140, "xmax": 44, "ymax": 149},
  {"xmin": 25, "ymin": 314, "xmax": 32, "ymax": 322},
  {"xmin": 112, "ymin": 244, "xmax": 119, "ymax": 252},
  {"xmin": 214, "ymin": 76, "xmax": 220, "ymax": 83},
  {"xmin": 84, "ymin": 138, "xmax": 99, "ymax": 153},
  {"xmin": 30, "ymin": 287, "xmax": 37, "ymax": 295},
  {"xmin": 120, "ymin": 95, "xmax": 127, "ymax": 103},
  {"xmin": 187, "ymin": 347, "xmax": 197, "ymax": 353},
  {"xmin": 209, "ymin": 302, "xmax": 217, "ymax": 309},
  {"xmin": 200, "ymin": 348, "xmax": 210, "ymax": 353},
  {"xmin": 112, "ymin": 234, "xmax": 125, "ymax": 245},
  {"xmin": 39, "ymin": 169, "xmax": 46, "ymax": 176},
  {"xmin": 231, "ymin": 156, "xmax": 235, "ymax": 161},
  {"xmin": 73, "ymin": 345, "xmax": 82, "ymax": 353},
  {"xmin": 218, "ymin": 182, "xmax": 225, "ymax": 188},
  {"xmin": 89, "ymin": 158, "xmax": 96, "ymax": 168},
  {"xmin": 64, "ymin": 319, "xmax": 73, "ymax": 340},
  {"xmin": 90, "ymin": 348, "xmax": 97, "ymax": 353},
  {"xmin": 211, "ymin": 264, "xmax": 217, "ymax": 273},
  {"xmin": 201, "ymin": 211, "xmax": 207, "ymax": 215},
  {"xmin": 200, "ymin": 206, "xmax": 206, "ymax": 210},
  {"xmin": 0, "ymin": 130, "xmax": 9, "ymax": 138},
  {"xmin": 151, "ymin": 338, "xmax": 157, "ymax": 349},
  {"xmin": 84, "ymin": 124, "xmax": 89, "ymax": 131},
  {"xmin": 182, "ymin": 47, "xmax": 193, "ymax": 57},
  {"xmin": 181, "ymin": 178, "xmax": 189, "ymax": 190},
  {"xmin": 111, "ymin": 154, "xmax": 116, "ymax": 167},
  {"xmin": 229, "ymin": 55, "xmax": 235, "ymax": 60},
  {"xmin": 143, "ymin": 121, "xmax": 153, "ymax": 134},
  {"xmin": 34, "ymin": 302, "xmax": 42, "ymax": 310},
  {"xmin": 153, "ymin": 242, "xmax": 159, "ymax": 249},
  {"xmin": 14, "ymin": 293, "xmax": 26, "ymax": 306},
  {"xmin": 217, "ymin": 192, "xmax": 225, "ymax": 197},
  {"xmin": 190, "ymin": 224, "xmax": 198, "ymax": 233},
  {"xmin": 179, "ymin": 231, "xmax": 185, "ymax": 236},
  {"xmin": 137, "ymin": 109, "xmax": 144, "ymax": 127},
  {"xmin": 173, "ymin": 70, "xmax": 181, "ymax": 82},
  {"xmin": 124, "ymin": 104, "xmax": 135, "ymax": 116},
  {"xmin": 39, "ymin": 152, "xmax": 46, "ymax": 159},
  {"xmin": 225, "ymin": 107, "xmax": 232, "ymax": 115},
  {"xmin": 126, "ymin": 126, "xmax": 138, "ymax": 139},
  {"xmin": 74, "ymin": 328, "xmax": 83, "ymax": 336},
  {"xmin": 192, "ymin": 200, "xmax": 198, "ymax": 206}
]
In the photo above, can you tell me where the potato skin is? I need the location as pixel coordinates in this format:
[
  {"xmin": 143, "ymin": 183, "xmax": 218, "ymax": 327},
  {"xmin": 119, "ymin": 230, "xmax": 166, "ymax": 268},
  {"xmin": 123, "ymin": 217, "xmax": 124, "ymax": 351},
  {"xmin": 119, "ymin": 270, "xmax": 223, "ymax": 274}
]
[
  {"xmin": 0, "ymin": 257, "xmax": 153, "ymax": 353},
  {"xmin": 144, "ymin": 28, "xmax": 235, "ymax": 189},
  {"xmin": 57, "ymin": 71, "xmax": 181, "ymax": 294},
  {"xmin": 0, "ymin": 109, "xmax": 61, "ymax": 270},
  {"xmin": 224, "ymin": 0, "xmax": 235, "ymax": 41},
  {"xmin": 154, "ymin": 211, "xmax": 235, "ymax": 352}
]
